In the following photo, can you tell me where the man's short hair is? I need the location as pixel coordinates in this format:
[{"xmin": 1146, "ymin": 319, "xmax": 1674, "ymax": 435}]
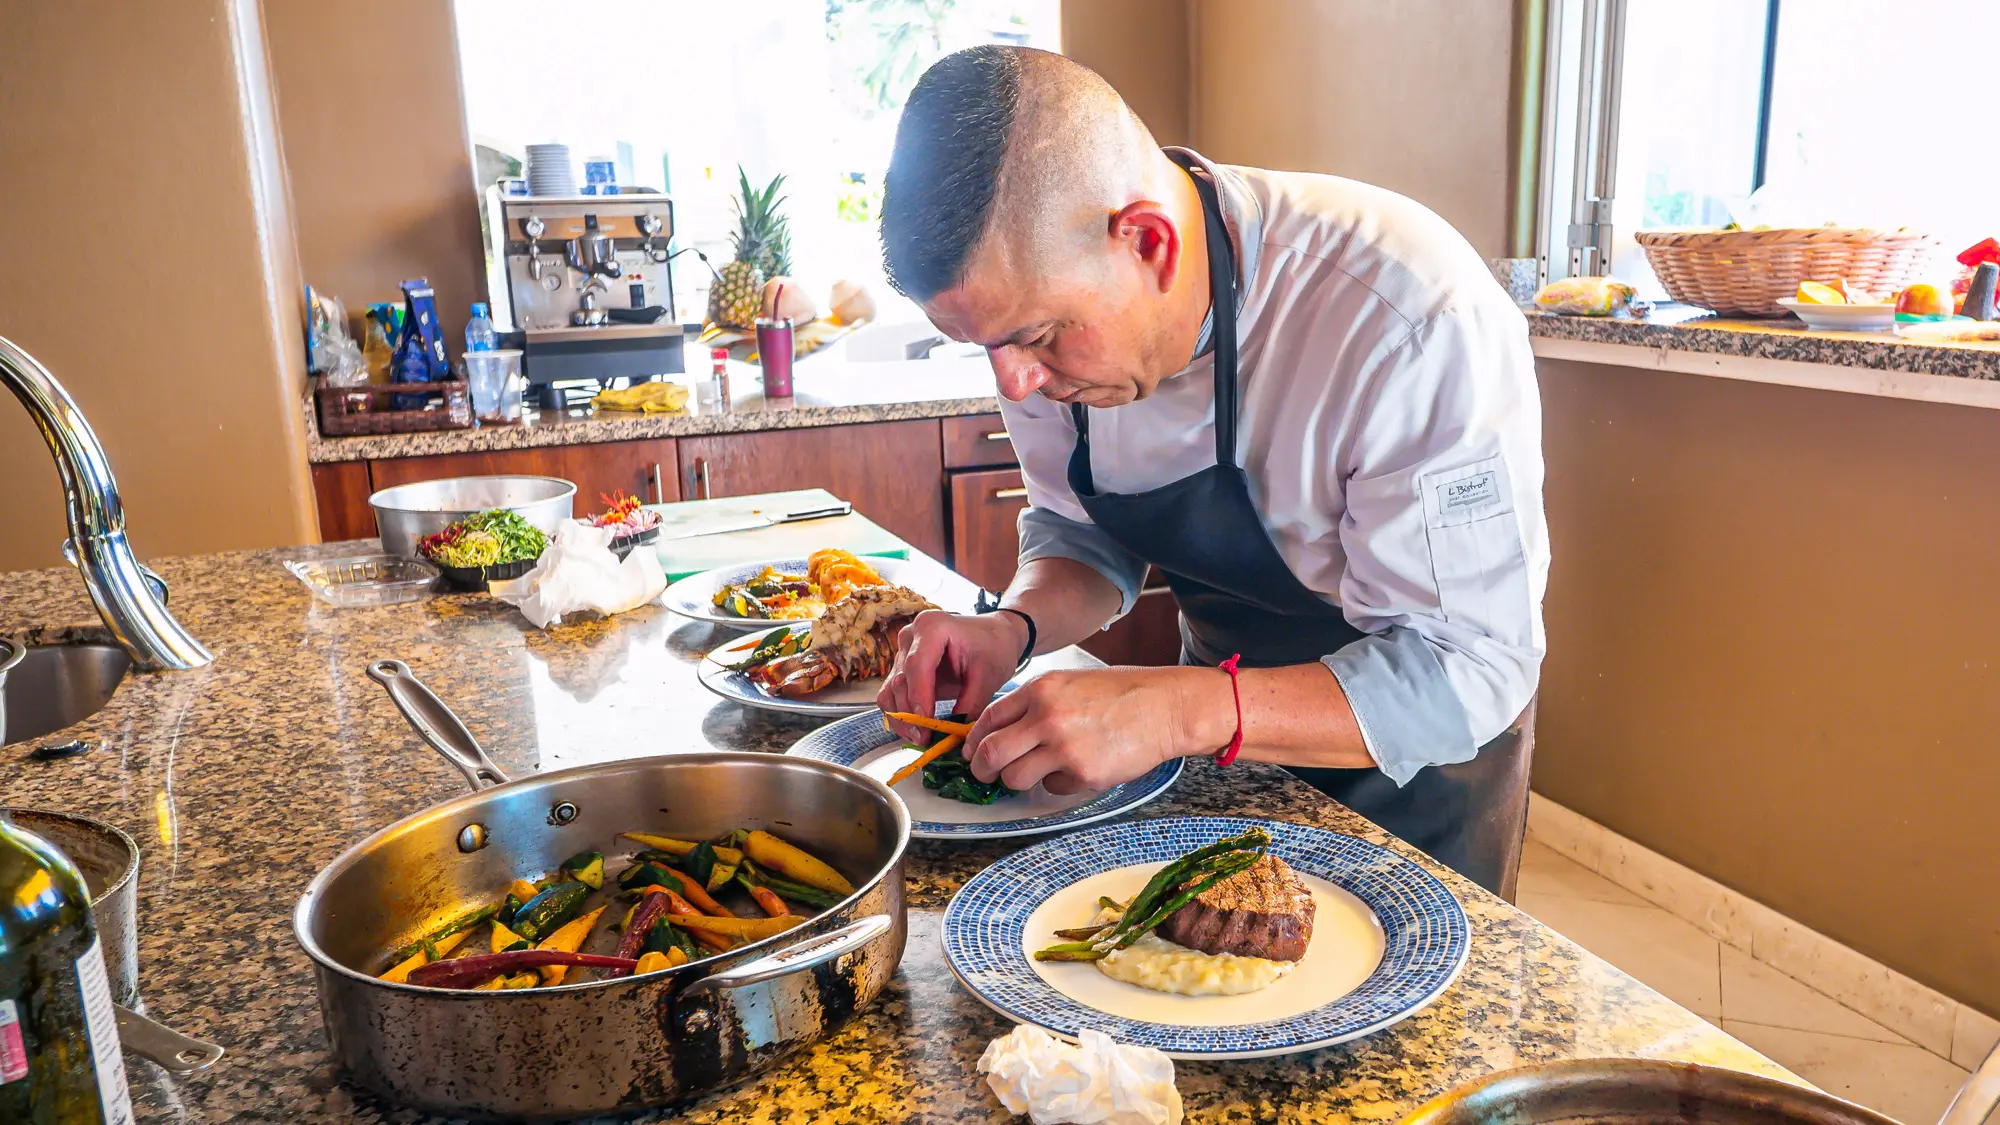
[{"xmin": 879, "ymin": 46, "xmax": 1023, "ymax": 301}]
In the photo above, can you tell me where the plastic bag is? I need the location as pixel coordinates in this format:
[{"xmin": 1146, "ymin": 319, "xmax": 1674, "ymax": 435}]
[
  {"xmin": 495, "ymin": 521, "xmax": 666, "ymax": 629},
  {"xmin": 306, "ymin": 287, "xmax": 369, "ymax": 386},
  {"xmin": 1533, "ymin": 276, "xmax": 1636, "ymax": 317}
]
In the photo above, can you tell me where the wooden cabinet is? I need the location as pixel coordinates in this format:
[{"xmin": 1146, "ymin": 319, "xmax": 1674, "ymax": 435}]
[
  {"xmin": 310, "ymin": 462, "xmax": 375, "ymax": 543},
  {"xmin": 678, "ymin": 420, "xmax": 946, "ymax": 558},
  {"xmin": 949, "ymin": 468, "xmax": 1031, "ymax": 592},
  {"xmin": 370, "ymin": 441, "xmax": 680, "ymax": 510},
  {"xmin": 1081, "ymin": 586, "xmax": 1184, "ymax": 667}
]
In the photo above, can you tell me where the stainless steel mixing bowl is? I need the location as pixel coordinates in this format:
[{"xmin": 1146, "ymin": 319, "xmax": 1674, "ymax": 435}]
[{"xmin": 368, "ymin": 476, "xmax": 576, "ymax": 558}]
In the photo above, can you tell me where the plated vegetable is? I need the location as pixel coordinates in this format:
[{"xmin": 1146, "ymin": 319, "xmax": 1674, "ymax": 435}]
[
  {"xmin": 711, "ymin": 549, "xmax": 887, "ymax": 620},
  {"xmin": 375, "ymin": 827, "xmax": 851, "ymax": 991}
]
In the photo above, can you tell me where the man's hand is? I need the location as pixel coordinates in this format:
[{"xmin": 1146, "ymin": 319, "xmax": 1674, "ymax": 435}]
[
  {"xmin": 963, "ymin": 666, "xmax": 1233, "ymax": 794},
  {"xmin": 877, "ymin": 610, "xmax": 1029, "ymax": 743}
]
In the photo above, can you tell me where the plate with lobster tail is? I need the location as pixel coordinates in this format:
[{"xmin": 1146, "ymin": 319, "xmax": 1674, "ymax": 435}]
[{"xmin": 696, "ymin": 622, "xmax": 887, "ymax": 716}]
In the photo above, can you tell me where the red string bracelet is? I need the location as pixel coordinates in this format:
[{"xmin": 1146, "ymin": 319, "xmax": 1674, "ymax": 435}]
[{"xmin": 1215, "ymin": 653, "xmax": 1245, "ymax": 766}]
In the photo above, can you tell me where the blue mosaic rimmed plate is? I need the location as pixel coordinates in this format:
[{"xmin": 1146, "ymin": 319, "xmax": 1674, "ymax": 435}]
[
  {"xmin": 785, "ymin": 709, "xmax": 1183, "ymax": 839},
  {"xmin": 659, "ymin": 556, "xmax": 946, "ymax": 628},
  {"xmin": 942, "ymin": 815, "xmax": 1468, "ymax": 1059}
]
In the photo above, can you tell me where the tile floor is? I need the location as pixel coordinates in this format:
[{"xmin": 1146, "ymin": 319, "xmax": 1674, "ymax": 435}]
[{"xmin": 1517, "ymin": 840, "xmax": 1973, "ymax": 1123}]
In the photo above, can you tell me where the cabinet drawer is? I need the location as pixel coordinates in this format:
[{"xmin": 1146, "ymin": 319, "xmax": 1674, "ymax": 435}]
[
  {"xmin": 949, "ymin": 467, "xmax": 1030, "ymax": 593},
  {"xmin": 942, "ymin": 413, "xmax": 1018, "ymax": 470}
]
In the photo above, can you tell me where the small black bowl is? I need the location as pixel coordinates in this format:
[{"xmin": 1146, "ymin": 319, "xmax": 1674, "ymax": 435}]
[
  {"xmin": 433, "ymin": 556, "xmax": 538, "ymax": 592},
  {"xmin": 609, "ymin": 525, "xmax": 661, "ymax": 560}
]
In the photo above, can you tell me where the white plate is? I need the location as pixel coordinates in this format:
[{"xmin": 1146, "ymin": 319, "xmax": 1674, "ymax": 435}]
[
  {"xmin": 660, "ymin": 555, "xmax": 946, "ymax": 628},
  {"xmin": 1776, "ymin": 299, "xmax": 1897, "ymax": 332},
  {"xmin": 696, "ymin": 624, "xmax": 883, "ymax": 717},
  {"xmin": 942, "ymin": 816, "xmax": 1469, "ymax": 1058},
  {"xmin": 786, "ymin": 708, "xmax": 1182, "ymax": 839}
]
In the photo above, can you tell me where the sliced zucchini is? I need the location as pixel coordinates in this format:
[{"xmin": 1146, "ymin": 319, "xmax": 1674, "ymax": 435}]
[{"xmin": 562, "ymin": 850, "xmax": 606, "ymax": 890}]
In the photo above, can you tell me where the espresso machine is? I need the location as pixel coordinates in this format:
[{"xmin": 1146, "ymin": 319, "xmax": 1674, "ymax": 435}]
[{"xmin": 485, "ymin": 187, "xmax": 685, "ymax": 408}]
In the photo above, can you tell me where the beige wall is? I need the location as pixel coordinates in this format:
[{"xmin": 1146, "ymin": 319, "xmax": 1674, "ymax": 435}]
[
  {"xmin": 0, "ymin": 0, "xmax": 315, "ymax": 572},
  {"xmin": 1063, "ymin": 0, "xmax": 1192, "ymax": 148},
  {"xmin": 1189, "ymin": 0, "xmax": 1514, "ymax": 257},
  {"xmin": 264, "ymin": 0, "xmax": 487, "ymax": 357},
  {"xmin": 1538, "ymin": 358, "xmax": 2000, "ymax": 1016}
]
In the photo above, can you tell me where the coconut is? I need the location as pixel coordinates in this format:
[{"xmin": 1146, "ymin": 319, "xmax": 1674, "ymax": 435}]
[
  {"xmin": 760, "ymin": 276, "xmax": 820, "ymax": 323},
  {"xmin": 829, "ymin": 279, "xmax": 876, "ymax": 325}
]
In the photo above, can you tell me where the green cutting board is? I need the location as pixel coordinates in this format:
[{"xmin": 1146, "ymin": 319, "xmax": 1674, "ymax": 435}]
[{"xmin": 644, "ymin": 489, "xmax": 911, "ymax": 581}]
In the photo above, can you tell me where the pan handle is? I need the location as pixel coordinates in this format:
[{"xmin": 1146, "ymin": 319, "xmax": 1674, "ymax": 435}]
[
  {"xmin": 365, "ymin": 660, "xmax": 512, "ymax": 791},
  {"xmin": 678, "ymin": 914, "xmax": 892, "ymax": 999},
  {"xmin": 114, "ymin": 1003, "xmax": 223, "ymax": 1073}
]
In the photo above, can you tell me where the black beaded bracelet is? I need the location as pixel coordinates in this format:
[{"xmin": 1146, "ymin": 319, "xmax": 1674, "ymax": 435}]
[{"xmin": 974, "ymin": 590, "xmax": 1038, "ymax": 669}]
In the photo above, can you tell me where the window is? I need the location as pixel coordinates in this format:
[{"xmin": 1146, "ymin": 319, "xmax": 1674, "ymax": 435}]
[
  {"xmin": 453, "ymin": 0, "xmax": 1060, "ymax": 328},
  {"xmin": 1538, "ymin": 0, "xmax": 2000, "ymax": 300}
]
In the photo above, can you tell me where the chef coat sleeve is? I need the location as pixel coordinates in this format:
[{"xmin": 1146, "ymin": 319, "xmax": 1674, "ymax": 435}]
[
  {"xmin": 996, "ymin": 394, "xmax": 1149, "ymax": 617},
  {"xmin": 1322, "ymin": 302, "xmax": 1547, "ymax": 786}
]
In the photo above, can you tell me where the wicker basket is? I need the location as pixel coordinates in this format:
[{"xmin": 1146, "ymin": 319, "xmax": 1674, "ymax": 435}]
[
  {"xmin": 316, "ymin": 380, "xmax": 473, "ymax": 436},
  {"xmin": 1634, "ymin": 227, "xmax": 1938, "ymax": 317}
]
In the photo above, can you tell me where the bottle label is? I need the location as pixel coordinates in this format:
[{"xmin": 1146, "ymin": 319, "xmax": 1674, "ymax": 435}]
[
  {"xmin": 76, "ymin": 940, "xmax": 135, "ymax": 1124},
  {"xmin": 0, "ymin": 999, "xmax": 26, "ymax": 1084}
]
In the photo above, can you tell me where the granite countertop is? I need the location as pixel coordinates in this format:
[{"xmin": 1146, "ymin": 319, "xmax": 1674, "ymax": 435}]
[
  {"xmin": 1525, "ymin": 303, "xmax": 2000, "ymax": 379},
  {"xmin": 309, "ymin": 353, "xmax": 1002, "ymax": 464},
  {"xmin": 2, "ymin": 542, "xmax": 1792, "ymax": 1123}
]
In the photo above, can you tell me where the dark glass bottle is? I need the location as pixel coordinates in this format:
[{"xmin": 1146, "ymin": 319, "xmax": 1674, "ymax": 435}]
[{"xmin": 0, "ymin": 815, "xmax": 133, "ymax": 1124}]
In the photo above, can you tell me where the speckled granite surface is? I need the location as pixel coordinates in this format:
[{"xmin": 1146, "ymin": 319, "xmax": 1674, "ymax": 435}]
[
  {"xmin": 2, "ymin": 543, "xmax": 1793, "ymax": 1122},
  {"xmin": 310, "ymin": 359, "xmax": 1002, "ymax": 463},
  {"xmin": 1527, "ymin": 304, "xmax": 2000, "ymax": 379}
]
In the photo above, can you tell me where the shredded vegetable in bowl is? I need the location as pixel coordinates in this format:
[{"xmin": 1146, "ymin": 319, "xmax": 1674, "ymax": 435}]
[{"xmin": 419, "ymin": 509, "xmax": 549, "ymax": 570}]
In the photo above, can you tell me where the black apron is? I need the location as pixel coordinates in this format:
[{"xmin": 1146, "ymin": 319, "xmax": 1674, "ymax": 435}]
[{"xmin": 1065, "ymin": 153, "xmax": 1534, "ymax": 899}]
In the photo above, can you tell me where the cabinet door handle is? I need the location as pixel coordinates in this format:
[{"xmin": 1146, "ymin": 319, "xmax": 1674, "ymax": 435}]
[
  {"xmin": 650, "ymin": 462, "xmax": 664, "ymax": 505},
  {"xmin": 993, "ymin": 487, "xmax": 1028, "ymax": 499},
  {"xmin": 692, "ymin": 456, "xmax": 712, "ymax": 500},
  {"xmin": 983, "ymin": 430, "xmax": 1012, "ymax": 441}
]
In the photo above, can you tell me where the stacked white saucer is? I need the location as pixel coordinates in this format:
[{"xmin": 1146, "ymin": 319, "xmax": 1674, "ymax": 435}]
[{"xmin": 525, "ymin": 143, "xmax": 576, "ymax": 196}]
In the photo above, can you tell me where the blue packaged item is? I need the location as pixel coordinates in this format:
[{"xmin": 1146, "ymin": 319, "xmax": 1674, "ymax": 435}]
[{"xmin": 390, "ymin": 278, "xmax": 450, "ymax": 408}]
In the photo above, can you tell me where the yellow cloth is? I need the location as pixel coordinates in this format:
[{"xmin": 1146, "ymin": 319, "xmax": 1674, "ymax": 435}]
[{"xmin": 591, "ymin": 381, "xmax": 689, "ymax": 413}]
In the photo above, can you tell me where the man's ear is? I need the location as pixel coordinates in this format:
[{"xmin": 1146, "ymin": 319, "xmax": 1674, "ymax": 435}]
[{"xmin": 1108, "ymin": 200, "xmax": 1181, "ymax": 295}]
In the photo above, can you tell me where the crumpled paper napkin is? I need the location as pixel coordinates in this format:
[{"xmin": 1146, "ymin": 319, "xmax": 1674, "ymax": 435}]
[
  {"xmin": 977, "ymin": 1025, "xmax": 1181, "ymax": 1125},
  {"xmin": 495, "ymin": 520, "xmax": 665, "ymax": 628}
]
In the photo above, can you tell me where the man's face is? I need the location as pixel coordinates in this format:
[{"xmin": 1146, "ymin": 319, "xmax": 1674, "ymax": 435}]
[{"xmin": 922, "ymin": 237, "xmax": 1177, "ymax": 408}]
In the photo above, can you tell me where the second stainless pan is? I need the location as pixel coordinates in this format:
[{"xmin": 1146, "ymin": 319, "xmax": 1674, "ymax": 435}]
[{"xmin": 293, "ymin": 660, "xmax": 909, "ymax": 1119}]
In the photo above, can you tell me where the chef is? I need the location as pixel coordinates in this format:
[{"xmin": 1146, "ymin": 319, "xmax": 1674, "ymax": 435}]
[{"xmin": 874, "ymin": 46, "xmax": 1549, "ymax": 895}]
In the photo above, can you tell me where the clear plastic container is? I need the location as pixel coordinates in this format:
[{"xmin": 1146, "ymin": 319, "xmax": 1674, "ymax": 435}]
[
  {"xmin": 465, "ymin": 348, "xmax": 525, "ymax": 423},
  {"xmin": 285, "ymin": 555, "xmax": 439, "ymax": 607}
]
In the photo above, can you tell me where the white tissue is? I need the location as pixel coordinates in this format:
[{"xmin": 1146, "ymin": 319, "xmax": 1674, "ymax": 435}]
[
  {"xmin": 977, "ymin": 1025, "xmax": 1181, "ymax": 1125},
  {"xmin": 496, "ymin": 521, "xmax": 666, "ymax": 628}
]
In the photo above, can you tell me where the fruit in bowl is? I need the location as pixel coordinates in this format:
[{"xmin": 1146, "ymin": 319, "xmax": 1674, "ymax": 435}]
[
  {"xmin": 1796, "ymin": 279, "xmax": 1886, "ymax": 306},
  {"xmin": 1895, "ymin": 283, "xmax": 1955, "ymax": 317}
]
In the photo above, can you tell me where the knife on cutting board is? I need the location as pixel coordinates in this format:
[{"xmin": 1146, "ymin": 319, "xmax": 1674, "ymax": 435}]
[{"xmin": 661, "ymin": 501, "xmax": 854, "ymax": 540}]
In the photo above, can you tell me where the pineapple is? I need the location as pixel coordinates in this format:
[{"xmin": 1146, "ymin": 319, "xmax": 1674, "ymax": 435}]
[{"xmin": 705, "ymin": 167, "xmax": 793, "ymax": 329}]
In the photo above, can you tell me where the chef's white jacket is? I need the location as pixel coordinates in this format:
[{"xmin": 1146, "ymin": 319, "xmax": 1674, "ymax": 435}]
[{"xmin": 1002, "ymin": 149, "xmax": 1548, "ymax": 785}]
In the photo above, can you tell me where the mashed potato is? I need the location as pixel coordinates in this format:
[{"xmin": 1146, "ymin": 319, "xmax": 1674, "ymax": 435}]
[{"xmin": 1085, "ymin": 905, "xmax": 1295, "ymax": 997}]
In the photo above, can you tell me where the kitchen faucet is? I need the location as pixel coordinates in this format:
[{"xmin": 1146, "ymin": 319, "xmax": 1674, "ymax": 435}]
[{"xmin": 0, "ymin": 336, "xmax": 212, "ymax": 670}]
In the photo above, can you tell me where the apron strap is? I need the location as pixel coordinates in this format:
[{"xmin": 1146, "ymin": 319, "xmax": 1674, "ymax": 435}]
[{"xmin": 1069, "ymin": 156, "xmax": 1240, "ymax": 467}]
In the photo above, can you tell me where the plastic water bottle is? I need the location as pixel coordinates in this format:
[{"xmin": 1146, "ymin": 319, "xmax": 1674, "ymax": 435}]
[{"xmin": 465, "ymin": 302, "xmax": 497, "ymax": 353}]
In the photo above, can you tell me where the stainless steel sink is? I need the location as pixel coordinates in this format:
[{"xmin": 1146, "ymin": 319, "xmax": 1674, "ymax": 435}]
[{"xmin": 1, "ymin": 644, "xmax": 133, "ymax": 745}]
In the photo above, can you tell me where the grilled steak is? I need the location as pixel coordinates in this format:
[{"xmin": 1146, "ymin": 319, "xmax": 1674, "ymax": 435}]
[{"xmin": 1155, "ymin": 854, "xmax": 1314, "ymax": 962}]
